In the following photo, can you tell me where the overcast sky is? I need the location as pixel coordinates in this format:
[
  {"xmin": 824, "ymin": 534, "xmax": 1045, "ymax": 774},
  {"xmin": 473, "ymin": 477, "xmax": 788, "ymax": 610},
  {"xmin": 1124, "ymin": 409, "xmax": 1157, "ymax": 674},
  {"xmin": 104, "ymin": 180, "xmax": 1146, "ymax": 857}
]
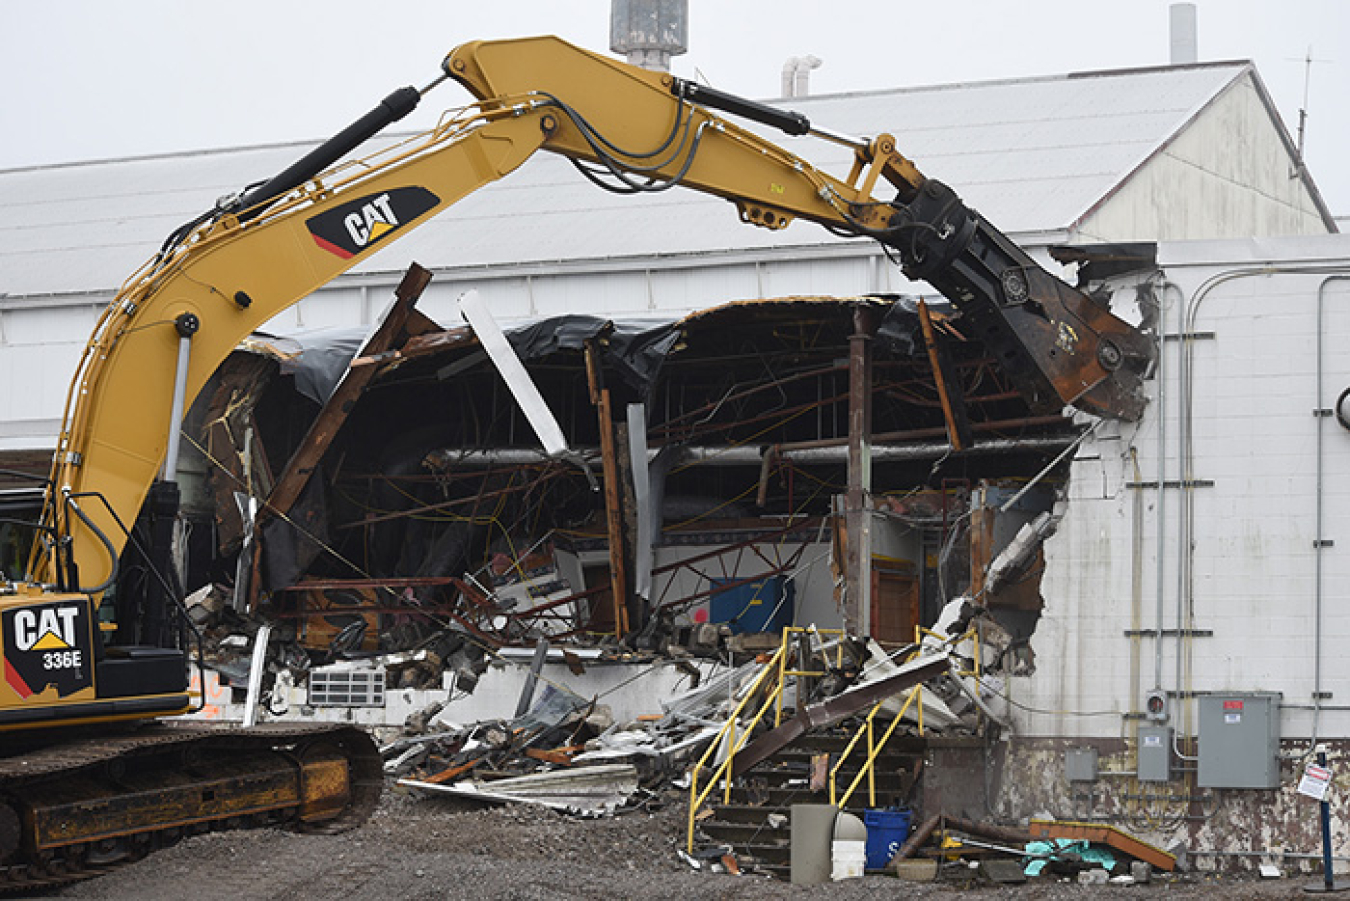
[{"xmin": 1, "ymin": 0, "xmax": 1345, "ymax": 214}]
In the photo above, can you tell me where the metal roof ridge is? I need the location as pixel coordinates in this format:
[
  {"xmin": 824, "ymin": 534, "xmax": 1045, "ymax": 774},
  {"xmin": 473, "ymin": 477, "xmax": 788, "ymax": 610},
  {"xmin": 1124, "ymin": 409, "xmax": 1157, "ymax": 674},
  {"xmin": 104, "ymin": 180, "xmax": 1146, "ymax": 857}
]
[
  {"xmin": 1066, "ymin": 61, "xmax": 1338, "ymax": 235},
  {"xmin": 774, "ymin": 59, "xmax": 1251, "ymax": 105}
]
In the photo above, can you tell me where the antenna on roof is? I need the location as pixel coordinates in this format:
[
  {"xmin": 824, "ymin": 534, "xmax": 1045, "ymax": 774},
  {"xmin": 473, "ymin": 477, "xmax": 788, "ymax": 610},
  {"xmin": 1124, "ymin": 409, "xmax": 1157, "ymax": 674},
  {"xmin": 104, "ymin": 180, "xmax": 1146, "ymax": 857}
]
[{"xmin": 1290, "ymin": 46, "xmax": 1331, "ymax": 178}]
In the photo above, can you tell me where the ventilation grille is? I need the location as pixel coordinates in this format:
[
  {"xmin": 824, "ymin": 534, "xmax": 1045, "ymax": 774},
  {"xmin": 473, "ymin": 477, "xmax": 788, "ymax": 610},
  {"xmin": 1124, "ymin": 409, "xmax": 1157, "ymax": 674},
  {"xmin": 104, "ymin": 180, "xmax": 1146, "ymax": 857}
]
[{"xmin": 308, "ymin": 668, "xmax": 386, "ymax": 707}]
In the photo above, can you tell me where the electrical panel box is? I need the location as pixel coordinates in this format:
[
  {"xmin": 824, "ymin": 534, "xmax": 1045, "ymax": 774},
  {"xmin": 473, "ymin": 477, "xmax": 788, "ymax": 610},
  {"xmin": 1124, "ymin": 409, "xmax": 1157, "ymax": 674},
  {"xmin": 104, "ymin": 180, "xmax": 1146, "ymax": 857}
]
[
  {"xmin": 1137, "ymin": 725, "xmax": 1172, "ymax": 782},
  {"xmin": 1198, "ymin": 692, "xmax": 1281, "ymax": 788},
  {"xmin": 1065, "ymin": 747, "xmax": 1098, "ymax": 782}
]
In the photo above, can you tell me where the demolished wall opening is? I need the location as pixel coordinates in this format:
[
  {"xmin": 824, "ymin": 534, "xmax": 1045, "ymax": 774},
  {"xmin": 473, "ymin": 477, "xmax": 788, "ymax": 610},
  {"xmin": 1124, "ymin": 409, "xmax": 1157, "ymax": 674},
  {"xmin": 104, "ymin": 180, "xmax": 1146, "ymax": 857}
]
[{"xmin": 172, "ymin": 289, "xmax": 1076, "ymax": 709}]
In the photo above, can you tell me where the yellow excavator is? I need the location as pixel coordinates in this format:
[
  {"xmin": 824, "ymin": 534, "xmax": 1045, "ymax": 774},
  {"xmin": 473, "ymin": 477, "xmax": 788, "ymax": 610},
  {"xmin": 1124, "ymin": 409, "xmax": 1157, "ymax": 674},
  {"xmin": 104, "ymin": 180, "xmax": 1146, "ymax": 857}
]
[{"xmin": 0, "ymin": 35, "xmax": 1151, "ymax": 886}]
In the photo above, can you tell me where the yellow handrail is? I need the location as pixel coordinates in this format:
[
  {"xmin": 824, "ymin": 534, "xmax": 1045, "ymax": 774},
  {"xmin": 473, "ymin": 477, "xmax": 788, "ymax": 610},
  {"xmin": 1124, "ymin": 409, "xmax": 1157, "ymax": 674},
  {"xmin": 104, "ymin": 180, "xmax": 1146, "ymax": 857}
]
[
  {"xmin": 773, "ymin": 626, "xmax": 844, "ymax": 727},
  {"xmin": 686, "ymin": 644, "xmax": 785, "ymax": 852},
  {"xmin": 686, "ymin": 624, "xmax": 965, "ymax": 851},
  {"xmin": 830, "ymin": 686, "xmax": 922, "ymax": 808},
  {"xmin": 686, "ymin": 626, "xmax": 845, "ymax": 853},
  {"xmin": 827, "ymin": 624, "xmax": 987, "ymax": 811}
]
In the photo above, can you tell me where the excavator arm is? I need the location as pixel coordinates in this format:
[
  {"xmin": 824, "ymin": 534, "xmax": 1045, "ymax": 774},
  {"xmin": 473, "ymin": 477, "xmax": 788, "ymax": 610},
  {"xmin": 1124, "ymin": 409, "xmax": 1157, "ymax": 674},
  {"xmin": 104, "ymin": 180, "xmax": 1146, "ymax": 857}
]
[
  {"xmin": 445, "ymin": 37, "xmax": 1152, "ymax": 418},
  {"xmin": 34, "ymin": 33, "xmax": 1150, "ymax": 603}
]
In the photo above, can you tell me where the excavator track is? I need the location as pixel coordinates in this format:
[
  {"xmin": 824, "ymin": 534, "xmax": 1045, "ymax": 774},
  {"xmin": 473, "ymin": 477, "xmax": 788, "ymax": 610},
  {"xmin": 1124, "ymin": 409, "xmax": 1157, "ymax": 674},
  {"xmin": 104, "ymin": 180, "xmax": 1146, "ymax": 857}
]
[{"xmin": 0, "ymin": 721, "xmax": 382, "ymax": 893}]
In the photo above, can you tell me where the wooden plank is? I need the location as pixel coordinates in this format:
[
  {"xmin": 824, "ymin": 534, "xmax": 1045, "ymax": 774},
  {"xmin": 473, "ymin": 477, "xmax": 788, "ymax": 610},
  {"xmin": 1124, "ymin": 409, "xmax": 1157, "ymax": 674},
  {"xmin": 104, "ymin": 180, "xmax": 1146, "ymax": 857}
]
[
  {"xmin": 1028, "ymin": 818, "xmax": 1176, "ymax": 871},
  {"xmin": 918, "ymin": 299, "xmax": 973, "ymax": 451},
  {"xmin": 261, "ymin": 263, "xmax": 433, "ymax": 522}
]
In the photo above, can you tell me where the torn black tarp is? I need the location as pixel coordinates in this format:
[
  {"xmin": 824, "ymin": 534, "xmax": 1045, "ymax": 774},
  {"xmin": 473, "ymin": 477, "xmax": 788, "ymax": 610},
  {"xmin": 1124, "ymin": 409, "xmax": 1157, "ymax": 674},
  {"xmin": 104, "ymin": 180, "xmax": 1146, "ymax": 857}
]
[
  {"xmin": 249, "ymin": 327, "xmax": 368, "ymax": 405},
  {"xmin": 503, "ymin": 314, "xmax": 681, "ymax": 397}
]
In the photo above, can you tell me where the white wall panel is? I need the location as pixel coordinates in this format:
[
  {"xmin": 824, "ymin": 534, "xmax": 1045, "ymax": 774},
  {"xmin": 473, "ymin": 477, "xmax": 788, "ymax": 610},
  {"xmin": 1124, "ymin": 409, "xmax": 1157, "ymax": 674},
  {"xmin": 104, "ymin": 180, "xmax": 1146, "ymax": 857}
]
[{"xmin": 1026, "ymin": 239, "xmax": 1350, "ymax": 741}]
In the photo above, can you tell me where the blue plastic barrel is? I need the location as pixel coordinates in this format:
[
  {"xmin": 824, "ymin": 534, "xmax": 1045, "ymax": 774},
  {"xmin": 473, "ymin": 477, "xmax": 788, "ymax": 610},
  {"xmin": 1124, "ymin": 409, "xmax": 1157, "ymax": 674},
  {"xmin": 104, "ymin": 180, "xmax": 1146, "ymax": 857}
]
[{"xmin": 863, "ymin": 808, "xmax": 912, "ymax": 870}]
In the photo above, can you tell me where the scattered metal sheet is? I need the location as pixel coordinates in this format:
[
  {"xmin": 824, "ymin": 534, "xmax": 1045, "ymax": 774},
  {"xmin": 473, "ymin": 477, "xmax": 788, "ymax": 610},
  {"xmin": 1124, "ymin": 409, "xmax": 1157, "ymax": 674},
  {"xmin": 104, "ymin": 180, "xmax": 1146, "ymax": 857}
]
[{"xmin": 399, "ymin": 763, "xmax": 640, "ymax": 816}]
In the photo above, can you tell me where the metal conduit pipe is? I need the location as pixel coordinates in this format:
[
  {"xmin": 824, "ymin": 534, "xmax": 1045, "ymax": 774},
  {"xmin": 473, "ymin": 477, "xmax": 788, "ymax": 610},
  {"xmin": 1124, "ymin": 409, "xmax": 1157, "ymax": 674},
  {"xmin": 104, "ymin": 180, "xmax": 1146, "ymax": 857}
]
[
  {"xmin": 1315, "ymin": 275, "xmax": 1350, "ymax": 745},
  {"xmin": 679, "ymin": 436, "xmax": 1074, "ymax": 466},
  {"xmin": 1178, "ymin": 264, "xmax": 1350, "ymax": 754},
  {"xmin": 1154, "ymin": 278, "xmax": 1183, "ymax": 697}
]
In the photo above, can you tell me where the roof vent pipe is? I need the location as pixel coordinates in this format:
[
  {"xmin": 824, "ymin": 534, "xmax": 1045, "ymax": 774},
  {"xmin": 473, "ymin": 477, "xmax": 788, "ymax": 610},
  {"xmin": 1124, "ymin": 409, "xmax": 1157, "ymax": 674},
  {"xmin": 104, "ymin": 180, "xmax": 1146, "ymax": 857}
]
[
  {"xmin": 781, "ymin": 55, "xmax": 823, "ymax": 98},
  {"xmin": 1170, "ymin": 3, "xmax": 1198, "ymax": 65}
]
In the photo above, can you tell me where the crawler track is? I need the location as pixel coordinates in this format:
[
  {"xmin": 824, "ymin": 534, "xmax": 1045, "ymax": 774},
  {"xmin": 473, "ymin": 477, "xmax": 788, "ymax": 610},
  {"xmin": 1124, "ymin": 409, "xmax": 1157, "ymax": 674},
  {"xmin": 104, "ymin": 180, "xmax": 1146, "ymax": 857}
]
[{"xmin": 0, "ymin": 721, "xmax": 382, "ymax": 892}]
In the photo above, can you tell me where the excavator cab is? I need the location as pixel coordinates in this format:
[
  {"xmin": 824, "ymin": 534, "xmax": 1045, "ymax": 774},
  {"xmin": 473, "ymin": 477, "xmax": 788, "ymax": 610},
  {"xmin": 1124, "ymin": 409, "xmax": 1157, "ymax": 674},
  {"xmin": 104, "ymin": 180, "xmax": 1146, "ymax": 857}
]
[{"xmin": 1, "ymin": 471, "xmax": 193, "ymax": 731}]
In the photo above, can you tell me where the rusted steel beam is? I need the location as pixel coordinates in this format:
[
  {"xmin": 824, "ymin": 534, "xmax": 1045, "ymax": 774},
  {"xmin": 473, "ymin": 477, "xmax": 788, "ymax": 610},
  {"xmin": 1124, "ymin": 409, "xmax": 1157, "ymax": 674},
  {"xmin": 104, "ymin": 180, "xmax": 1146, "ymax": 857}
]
[
  {"xmin": 1028, "ymin": 819, "xmax": 1176, "ymax": 871},
  {"xmin": 421, "ymin": 756, "xmax": 483, "ymax": 785},
  {"xmin": 844, "ymin": 305, "xmax": 879, "ymax": 636},
  {"xmin": 918, "ymin": 300, "xmax": 974, "ymax": 451},
  {"xmin": 585, "ymin": 342, "xmax": 629, "ymax": 636},
  {"xmin": 262, "ymin": 263, "xmax": 433, "ymax": 522},
  {"xmin": 728, "ymin": 652, "xmax": 949, "ymax": 779}
]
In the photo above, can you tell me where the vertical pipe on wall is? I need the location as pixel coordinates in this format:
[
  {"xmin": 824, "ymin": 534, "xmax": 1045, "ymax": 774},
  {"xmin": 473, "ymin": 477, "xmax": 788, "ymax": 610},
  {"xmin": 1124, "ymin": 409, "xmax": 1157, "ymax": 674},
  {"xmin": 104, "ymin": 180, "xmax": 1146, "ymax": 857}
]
[
  {"xmin": 1313, "ymin": 276, "xmax": 1350, "ymax": 744},
  {"xmin": 1176, "ymin": 264, "xmax": 1350, "ymax": 748},
  {"xmin": 1153, "ymin": 279, "xmax": 1180, "ymax": 695}
]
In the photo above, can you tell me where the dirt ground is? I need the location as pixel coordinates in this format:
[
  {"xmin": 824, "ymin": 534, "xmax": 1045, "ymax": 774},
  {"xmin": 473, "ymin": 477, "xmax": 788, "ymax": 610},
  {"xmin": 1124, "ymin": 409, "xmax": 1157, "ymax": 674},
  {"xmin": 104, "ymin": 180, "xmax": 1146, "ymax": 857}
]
[{"xmin": 50, "ymin": 785, "xmax": 1323, "ymax": 901}]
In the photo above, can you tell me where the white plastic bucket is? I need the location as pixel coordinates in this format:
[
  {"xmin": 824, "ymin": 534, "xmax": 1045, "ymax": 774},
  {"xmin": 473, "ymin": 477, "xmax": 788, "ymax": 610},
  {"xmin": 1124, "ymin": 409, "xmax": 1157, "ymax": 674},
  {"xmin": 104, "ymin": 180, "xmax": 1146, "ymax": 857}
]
[{"xmin": 831, "ymin": 839, "xmax": 866, "ymax": 881}]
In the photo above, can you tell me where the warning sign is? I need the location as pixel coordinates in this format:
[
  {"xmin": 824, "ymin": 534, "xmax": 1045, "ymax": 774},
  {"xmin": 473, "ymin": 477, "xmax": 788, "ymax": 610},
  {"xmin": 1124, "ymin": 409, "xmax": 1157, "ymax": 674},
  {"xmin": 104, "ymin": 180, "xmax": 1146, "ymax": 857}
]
[{"xmin": 1299, "ymin": 763, "xmax": 1332, "ymax": 801}]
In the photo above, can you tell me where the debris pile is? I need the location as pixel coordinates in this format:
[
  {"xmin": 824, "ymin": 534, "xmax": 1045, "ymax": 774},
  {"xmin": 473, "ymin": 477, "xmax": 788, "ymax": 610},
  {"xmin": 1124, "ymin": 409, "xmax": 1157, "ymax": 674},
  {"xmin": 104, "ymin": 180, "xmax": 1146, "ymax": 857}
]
[
  {"xmin": 380, "ymin": 658, "xmax": 777, "ymax": 816},
  {"xmin": 885, "ymin": 814, "xmax": 1176, "ymax": 886}
]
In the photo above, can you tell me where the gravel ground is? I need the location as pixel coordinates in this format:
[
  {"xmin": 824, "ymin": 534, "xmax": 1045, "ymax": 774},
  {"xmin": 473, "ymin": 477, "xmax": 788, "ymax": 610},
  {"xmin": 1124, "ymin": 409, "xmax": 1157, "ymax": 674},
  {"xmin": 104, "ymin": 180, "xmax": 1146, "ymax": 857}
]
[{"xmin": 50, "ymin": 785, "xmax": 1320, "ymax": 901}]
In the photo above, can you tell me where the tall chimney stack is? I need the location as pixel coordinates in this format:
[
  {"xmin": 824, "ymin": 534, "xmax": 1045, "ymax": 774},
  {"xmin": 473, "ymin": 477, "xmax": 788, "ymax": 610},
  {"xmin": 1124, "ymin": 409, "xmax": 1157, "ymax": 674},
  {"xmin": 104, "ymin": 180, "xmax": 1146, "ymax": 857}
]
[
  {"xmin": 611, "ymin": 0, "xmax": 688, "ymax": 72},
  {"xmin": 1170, "ymin": 3, "xmax": 1198, "ymax": 65}
]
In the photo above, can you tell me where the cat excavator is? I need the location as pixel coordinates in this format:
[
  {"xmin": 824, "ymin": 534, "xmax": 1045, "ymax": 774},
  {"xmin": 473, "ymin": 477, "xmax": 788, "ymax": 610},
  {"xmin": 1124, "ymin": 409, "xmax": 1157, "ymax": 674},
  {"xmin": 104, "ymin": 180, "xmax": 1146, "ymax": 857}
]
[{"xmin": 0, "ymin": 35, "xmax": 1151, "ymax": 886}]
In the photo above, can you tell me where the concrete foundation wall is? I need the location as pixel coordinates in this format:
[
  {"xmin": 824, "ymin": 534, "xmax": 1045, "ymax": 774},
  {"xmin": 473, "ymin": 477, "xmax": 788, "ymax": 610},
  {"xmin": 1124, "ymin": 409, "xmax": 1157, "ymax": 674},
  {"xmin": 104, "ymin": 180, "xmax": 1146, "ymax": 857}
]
[{"xmin": 990, "ymin": 735, "xmax": 1350, "ymax": 874}]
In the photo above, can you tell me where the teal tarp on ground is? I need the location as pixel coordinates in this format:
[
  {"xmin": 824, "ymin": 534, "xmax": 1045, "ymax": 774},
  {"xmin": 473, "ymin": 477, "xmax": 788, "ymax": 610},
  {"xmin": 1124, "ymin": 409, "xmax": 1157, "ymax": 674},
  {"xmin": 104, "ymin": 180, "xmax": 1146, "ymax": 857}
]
[{"xmin": 1024, "ymin": 839, "xmax": 1116, "ymax": 876}]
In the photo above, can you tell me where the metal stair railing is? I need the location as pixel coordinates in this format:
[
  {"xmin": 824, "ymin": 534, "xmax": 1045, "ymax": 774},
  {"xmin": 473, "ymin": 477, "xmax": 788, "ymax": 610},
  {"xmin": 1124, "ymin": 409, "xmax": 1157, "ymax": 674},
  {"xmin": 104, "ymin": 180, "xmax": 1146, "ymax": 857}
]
[
  {"xmin": 686, "ymin": 641, "xmax": 785, "ymax": 853},
  {"xmin": 685, "ymin": 626, "xmax": 844, "ymax": 853},
  {"xmin": 828, "ymin": 625, "xmax": 980, "ymax": 810}
]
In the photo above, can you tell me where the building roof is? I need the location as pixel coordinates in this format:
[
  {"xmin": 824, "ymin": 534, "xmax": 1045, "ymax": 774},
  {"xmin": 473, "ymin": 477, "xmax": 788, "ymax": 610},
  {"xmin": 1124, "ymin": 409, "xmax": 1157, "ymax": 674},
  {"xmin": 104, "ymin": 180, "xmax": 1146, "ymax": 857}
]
[{"xmin": 1, "ymin": 59, "xmax": 1328, "ymax": 299}]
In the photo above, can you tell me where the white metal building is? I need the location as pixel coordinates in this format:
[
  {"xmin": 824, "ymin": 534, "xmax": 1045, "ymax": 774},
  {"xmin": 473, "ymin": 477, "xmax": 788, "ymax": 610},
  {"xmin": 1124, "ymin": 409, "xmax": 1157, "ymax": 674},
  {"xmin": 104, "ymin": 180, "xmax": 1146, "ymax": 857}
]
[
  {"xmin": 994, "ymin": 233, "xmax": 1350, "ymax": 860},
  {"xmin": 0, "ymin": 59, "xmax": 1334, "ymax": 457}
]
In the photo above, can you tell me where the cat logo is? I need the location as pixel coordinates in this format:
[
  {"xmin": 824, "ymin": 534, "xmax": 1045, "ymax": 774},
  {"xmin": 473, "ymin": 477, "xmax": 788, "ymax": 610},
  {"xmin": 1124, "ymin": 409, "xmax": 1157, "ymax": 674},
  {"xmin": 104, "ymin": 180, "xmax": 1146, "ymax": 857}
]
[
  {"xmin": 3, "ymin": 600, "xmax": 94, "ymax": 699},
  {"xmin": 11, "ymin": 606, "xmax": 80, "ymax": 652},
  {"xmin": 306, "ymin": 186, "xmax": 440, "ymax": 260}
]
